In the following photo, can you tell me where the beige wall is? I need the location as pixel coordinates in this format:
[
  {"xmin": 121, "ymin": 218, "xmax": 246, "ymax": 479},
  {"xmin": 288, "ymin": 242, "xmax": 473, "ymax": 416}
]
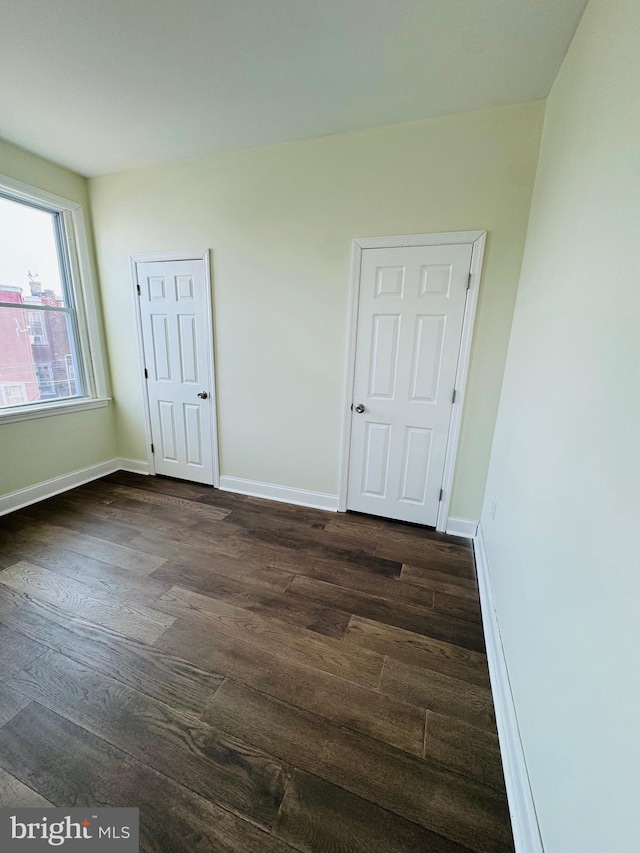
[
  {"xmin": 90, "ymin": 101, "xmax": 543, "ymax": 517},
  {"xmin": 0, "ymin": 139, "xmax": 116, "ymax": 496},
  {"xmin": 481, "ymin": 1, "xmax": 640, "ymax": 850}
]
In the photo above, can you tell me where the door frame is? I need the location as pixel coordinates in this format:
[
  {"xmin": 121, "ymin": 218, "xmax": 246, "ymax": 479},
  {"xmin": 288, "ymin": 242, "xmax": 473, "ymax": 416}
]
[
  {"xmin": 129, "ymin": 249, "xmax": 221, "ymax": 487},
  {"xmin": 338, "ymin": 231, "xmax": 486, "ymax": 532}
]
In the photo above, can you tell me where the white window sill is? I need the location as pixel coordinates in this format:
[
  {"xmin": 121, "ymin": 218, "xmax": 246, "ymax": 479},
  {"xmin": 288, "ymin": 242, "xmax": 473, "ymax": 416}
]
[{"xmin": 0, "ymin": 397, "xmax": 111, "ymax": 425}]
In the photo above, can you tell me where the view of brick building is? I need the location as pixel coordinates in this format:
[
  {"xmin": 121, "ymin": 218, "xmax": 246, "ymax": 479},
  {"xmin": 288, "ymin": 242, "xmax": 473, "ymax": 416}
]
[{"xmin": 0, "ymin": 276, "xmax": 77, "ymax": 407}]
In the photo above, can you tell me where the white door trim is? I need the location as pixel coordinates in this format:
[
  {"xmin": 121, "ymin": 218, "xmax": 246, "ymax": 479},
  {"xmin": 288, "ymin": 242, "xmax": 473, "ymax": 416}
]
[
  {"xmin": 338, "ymin": 231, "xmax": 486, "ymax": 531},
  {"xmin": 129, "ymin": 250, "xmax": 221, "ymax": 488}
]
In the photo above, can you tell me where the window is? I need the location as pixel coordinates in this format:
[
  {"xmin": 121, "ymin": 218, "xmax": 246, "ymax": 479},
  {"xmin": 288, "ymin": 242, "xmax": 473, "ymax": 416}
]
[
  {"xmin": 35, "ymin": 363, "xmax": 56, "ymax": 398},
  {"xmin": 0, "ymin": 174, "xmax": 107, "ymax": 423},
  {"xmin": 0, "ymin": 383, "xmax": 27, "ymax": 406},
  {"xmin": 65, "ymin": 353, "xmax": 75, "ymax": 387},
  {"xmin": 26, "ymin": 311, "xmax": 48, "ymax": 345}
]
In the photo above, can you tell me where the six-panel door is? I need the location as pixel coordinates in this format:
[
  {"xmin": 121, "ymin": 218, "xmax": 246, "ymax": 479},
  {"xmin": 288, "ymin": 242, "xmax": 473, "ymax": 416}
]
[
  {"xmin": 137, "ymin": 259, "xmax": 215, "ymax": 485},
  {"xmin": 347, "ymin": 243, "xmax": 473, "ymax": 524}
]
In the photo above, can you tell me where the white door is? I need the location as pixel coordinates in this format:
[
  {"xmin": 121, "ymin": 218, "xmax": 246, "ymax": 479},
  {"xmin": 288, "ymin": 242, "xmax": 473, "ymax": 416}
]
[
  {"xmin": 136, "ymin": 258, "xmax": 216, "ymax": 485},
  {"xmin": 347, "ymin": 243, "xmax": 473, "ymax": 524}
]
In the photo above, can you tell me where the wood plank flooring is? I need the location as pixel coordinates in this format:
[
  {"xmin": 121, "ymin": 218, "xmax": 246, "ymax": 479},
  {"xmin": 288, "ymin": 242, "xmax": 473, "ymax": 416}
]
[{"xmin": 0, "ymin": 472, "xmax": 513, "ymax": 853}]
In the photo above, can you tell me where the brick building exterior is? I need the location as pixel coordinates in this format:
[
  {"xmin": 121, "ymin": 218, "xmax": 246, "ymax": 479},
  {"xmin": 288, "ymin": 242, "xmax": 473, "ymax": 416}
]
[{"xmin": 0, "ymin": 278, "xmax": 77, "ymax": 407}]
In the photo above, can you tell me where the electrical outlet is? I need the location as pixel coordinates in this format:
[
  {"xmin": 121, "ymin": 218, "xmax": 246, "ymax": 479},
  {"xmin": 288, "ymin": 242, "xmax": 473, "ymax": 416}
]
[{"xmin": 490, "ymin": 499, "xmax": 498, "ymax": 521}]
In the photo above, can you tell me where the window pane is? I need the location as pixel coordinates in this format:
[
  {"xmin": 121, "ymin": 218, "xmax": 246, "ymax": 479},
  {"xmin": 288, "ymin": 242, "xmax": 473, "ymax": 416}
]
[
  {"xmin": 0, "ymin": 304, "xmax": 81, "ymax": 407},
  {"xmin": 0, "ymin": 195, "xmax": 67, "ymax": 306},
  {"xmin": 0, "ymin": 195, "xmax": 83, "ymax": 409}
]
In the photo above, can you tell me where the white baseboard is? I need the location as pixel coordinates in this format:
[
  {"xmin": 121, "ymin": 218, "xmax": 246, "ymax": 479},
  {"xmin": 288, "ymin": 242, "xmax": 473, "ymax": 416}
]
[
  {"xmin": 0, "ymin": 457, "xmax": 152, "ymax": 516},
  {"xmin": 0, "ymin": 459, "xmax": 121, "ymax": 517},
  {"xmin": 117, "ymin": 457, "xmax": 150, "ymax": 475},
  {"xmin": 446, "ymin": 516, "xmax": 478, "ymax": 538},
  {"xmin": 219, "ymin": 476, "xmax": 339, "ymax": 512},
  {"xmin": 474, "ymin": 523, "xmax": 544, "ymax": 853}
]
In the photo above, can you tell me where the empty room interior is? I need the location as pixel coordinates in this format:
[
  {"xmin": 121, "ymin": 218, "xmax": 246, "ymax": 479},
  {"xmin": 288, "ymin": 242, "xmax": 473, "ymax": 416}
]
[{"xmin": 0, "ymin": 1, "xmax": 637, "ymax": 851}]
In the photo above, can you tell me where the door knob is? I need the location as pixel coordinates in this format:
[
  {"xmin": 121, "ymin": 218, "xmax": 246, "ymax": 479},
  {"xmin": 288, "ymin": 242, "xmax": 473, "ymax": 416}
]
[
  {"xmin": 354, "ymin": 403, "xmax": 365, "ymax": 414},
  {"xmin": 197, "ymin": 391, "xmax": 209, "ymax": 399}
]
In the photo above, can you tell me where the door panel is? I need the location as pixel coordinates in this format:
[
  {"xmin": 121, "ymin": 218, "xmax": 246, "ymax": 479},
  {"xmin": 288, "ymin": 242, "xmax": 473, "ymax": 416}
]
[
  {"xmin": 362, "ymin": 422, "xmax": 392, "ymax": 497},
  {"xmin": 137, "ymin": 258, "xmax": 215, "ymax": 485},
  {"xmin": 369, "ymin": 315, "xmax": 401, "ymax": 398},
  {"xmin": 151, "ymin": 314, "xmax": 171, "ymax": 381},
  {"xmin": 410, "ymin": 314, "xmax": 446, "ymax": 401},
  {"xmin": 347, "ymin": 243, "xmax": 472, "ymax": 525},
  {"xmin": 184, "ymin": 404, "xmax": 203, "ymax": 466},
  {"xmin": 178, "ymin": 315, "xmax": 198, "ymax": 383},
  {"xmin": 398, "ymin": 426, "xmax": 432, "ymax": 504},
  {"xmin": 158, "ymin": 400, "xmax": 178, "ymax": 462}
]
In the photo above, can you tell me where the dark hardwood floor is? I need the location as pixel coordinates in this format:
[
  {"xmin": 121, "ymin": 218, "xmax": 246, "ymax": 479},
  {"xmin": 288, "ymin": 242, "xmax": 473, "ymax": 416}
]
[{"xmin": 0, "ymin": 472, "xmax": 513, "ymax": 852}]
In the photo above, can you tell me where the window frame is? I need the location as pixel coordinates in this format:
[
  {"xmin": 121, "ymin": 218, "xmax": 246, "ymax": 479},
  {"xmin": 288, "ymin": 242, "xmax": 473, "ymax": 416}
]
[{"xmin": 0, "ymin": 173, "xmax": 109, "ymax": 425}]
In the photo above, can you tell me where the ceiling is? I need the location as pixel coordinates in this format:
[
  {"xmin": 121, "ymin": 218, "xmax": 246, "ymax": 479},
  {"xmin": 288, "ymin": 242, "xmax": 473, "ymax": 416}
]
[{"xmin": 0, "ymin": 0, "xmax": 588, "ymax": 177}]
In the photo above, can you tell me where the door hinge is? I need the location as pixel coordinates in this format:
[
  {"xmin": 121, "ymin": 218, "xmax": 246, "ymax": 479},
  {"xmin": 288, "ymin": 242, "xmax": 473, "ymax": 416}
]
[
  {"xmin": 467, "ymin": 272, "xmax": 472, "ymax": 289},
  {"xmin": 136, "ymin": 283, "xmax": 141, "ymax": 295},
  {"xmin": 150, "ymin": 443, "xmax": 155, "ymax": 454},
  {"xmin": 452, "ymin": 388, "xmax": 457, "ymax": 404},
  {"xmin": 439, "ymin": 488, "xmax": 444, "ymax": 502},
  {"xmin": 144, "ymin": 368, "xmax": 148, "ymax": 379}
]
